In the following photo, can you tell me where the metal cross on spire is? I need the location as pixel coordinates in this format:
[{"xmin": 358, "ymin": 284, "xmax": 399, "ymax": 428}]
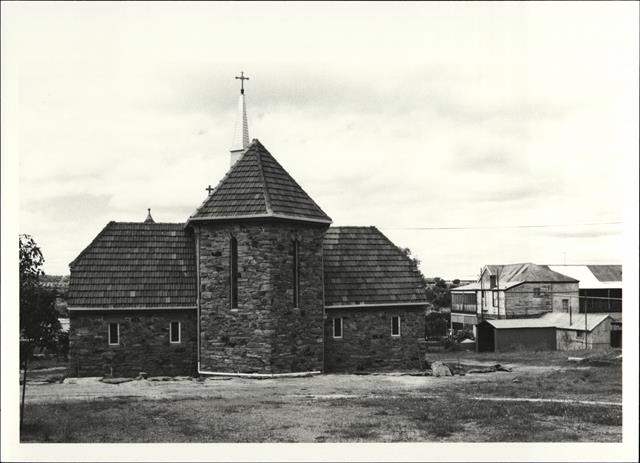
[{"xmin": 235, "ymin": 71, "xmax": 249, "ymax": 94}]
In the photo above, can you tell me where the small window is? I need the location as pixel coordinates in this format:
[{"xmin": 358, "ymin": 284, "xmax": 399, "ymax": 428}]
[
  {"xmin": 108, "ymin": 323, "xmax": 119, "ymax": 345},
  {"xmin": 562, "ymin": 299, "xmax": 569, "ymax": 312},
  {"xmin": 333, "ymin": 317, "xmax": 343, "ymax": 339},
  {"xmin": 391, "ymin": 316, "xmax": 401, "ymax": 336},
  {"xmin": 533, "ymin": 287, "xmax": 541, "ymax": 298},
  {"xmin": 230, "ymin": 236, "xmax": 238, "ymax": 308},
  {"xmin": 292, "ymin": 239, "xmax": 299, "ymax": 308},
  {"xmin": 170, "ymin": 321, "xmax": 181, "ymax": 344},
  {"xmin": 489, "ymin": 275, "xmax": 497, "ymax": 289},
  {"xmin": 492, "ymin": 291, "xmax": 499, "ymax": 307},
  {"xmin": 576, "ymin": 330, "xmax": 584, "ymax": 339}
]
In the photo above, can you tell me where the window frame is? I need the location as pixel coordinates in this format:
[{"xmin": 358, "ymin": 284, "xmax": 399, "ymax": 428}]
[
  {"xmin": 562, "ymin": 299, "xmax": 569, "ymax": 312},
  {"xmin": 533, "ymin": 287, "xmax": 541, "ymax": 298},
  {"xmin": 333, "ymin": 317, "xmax": 343, "ymax": 339},
  {"xmin": 108, "ymin": 323, "xmax": 120, "ymax": 346},
  {"xmin": 170, "ymin": 321, "xmax": 181, "ymax": 344},
  {"xmin": 576, "ymin": 330, "xmax": 584, "ymax": 339},
  {"xmin": 391, "ymin": 316, "xmax": 401, "ymax": 337},
  {"xmin": 489, "ymin": 275, "xmax": 497, "ymax": 289},
  {"xmin": 492, "ymin": 290, "xmax": 499, "ymax": 308}
]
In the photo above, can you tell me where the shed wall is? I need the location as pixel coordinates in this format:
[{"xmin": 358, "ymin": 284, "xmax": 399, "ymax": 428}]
[
  {"xmin": 494, "ymin": 327, "xmax": 557, "ymax": 352},
  {"xmin": 556, "ymin": 318, "xmax": 612, "ymax": 350}
]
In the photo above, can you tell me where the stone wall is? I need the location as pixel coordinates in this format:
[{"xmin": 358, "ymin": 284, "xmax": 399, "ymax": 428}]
[
  {"xmin": 69, "ymin": 309, "xmax": 197, "ymax": 377},
  {"xmin": 324, "ymin": 306, "xmax": 426, "ymax": 372},
  {"xmin": 196, "ymin": 220, "xmax": 327, "ymax": 374}
]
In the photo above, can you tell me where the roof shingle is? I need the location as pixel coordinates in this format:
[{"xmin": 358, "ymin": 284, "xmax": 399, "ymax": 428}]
[
  {"xmin": 323, "ymin": 226, "xmax": 428, "ymax": 307},
  {"xmin": 189, "ymin": 139, "xmax": 331, "ymax": 224},
  {"xmin": 68, "ymin": 222, "xmax": 196, "ymax": 308}
]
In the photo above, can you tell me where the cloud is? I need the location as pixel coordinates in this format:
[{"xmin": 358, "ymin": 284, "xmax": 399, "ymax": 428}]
[
  {"xmin": 541, "ymin": 227, "xmax": 622, "ymax": 239},
  {"xmin": 22, "ymin": 194, "xmax": 112, "ymax": 222},
  {"xmin": 452, "ymin": 147, "xmax": 518, "ymax": 172}
]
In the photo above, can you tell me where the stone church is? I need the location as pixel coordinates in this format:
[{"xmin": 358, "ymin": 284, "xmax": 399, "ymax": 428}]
[{"xmin": 67, "ymin": 77, "xmax": 428, "ymax": 377}]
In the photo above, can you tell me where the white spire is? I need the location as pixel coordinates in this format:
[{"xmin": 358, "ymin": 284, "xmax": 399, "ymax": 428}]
[{"xmin": 230, "ymin": 72, "xmax": 250, "ymax": 166}]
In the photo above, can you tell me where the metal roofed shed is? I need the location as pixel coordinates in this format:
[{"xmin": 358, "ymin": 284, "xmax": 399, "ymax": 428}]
[{"xmin": 476, "ymin": 313, "xmax": 614, "ymax": 352}]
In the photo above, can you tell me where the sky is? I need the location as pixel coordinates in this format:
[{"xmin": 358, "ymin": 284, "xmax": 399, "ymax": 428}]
[{"xmin": 3, "ymin": 2, "xmax": 638, "ymax": 279}]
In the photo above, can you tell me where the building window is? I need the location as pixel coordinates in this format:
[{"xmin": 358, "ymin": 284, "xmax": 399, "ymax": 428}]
[
  {"xmin": 489, "ymin": 275, "xmax": 497, "ymax": 289},
  {"xmin": 230, "ymin": 236, "xmax": 238, "ymax": 308},
  {"xmin": 576, "ymin": 330, "xmax": 584, "ymax": 339},
  {"xmin": 292, "ymin": 239, "xmax": 299, "ymax": 308},
  {"xmin": 492, "ymin": 291, "xmax": 499, "ymax": 307},
  {"xmin": 391, "ymin": 316, "xmax": 401, "ymax": 336},
  {"xmin": 533, "ymin": 287, "xmax": 541, "ymax": 298},
  {"xmin": 170, "ymin": 321, "xmax": 181, "ymax": 344},
  {"xmin": 333, "ymin": 317, "xmax": 343, "ymax": 339},
  {"xmin": 562, "ymin": 299, "xmax": 569, "ymax": 312},
  {"xmin": 108, "ymin": 323, "xmax": 119, "ymax": 345}
]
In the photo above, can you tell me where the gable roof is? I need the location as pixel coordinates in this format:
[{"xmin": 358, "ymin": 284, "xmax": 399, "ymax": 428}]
[
  {"xmin": 68, "ymin": 222, "xmax": 196, "ymax": 308},
  {"xmin": 188, "ymin": 139, "xmax": 331, "ymax": 224},
  {"xmin": 323, "ymin": 226, "xmax": 428, "ymax": 307},
  {"xmin": 453, "ymin": 263, "xmax": 577, "ymax": 292},
  {"xmin": 485, "ymin": 263, "xmax": 578, "ymax": 284},
  {"xmin": 547, "ymin": 265, "xmax": 622, "ymax": 289},
  {"xmin": 483, "ymin": 312, "xmax": 611, "ymax": 332}
]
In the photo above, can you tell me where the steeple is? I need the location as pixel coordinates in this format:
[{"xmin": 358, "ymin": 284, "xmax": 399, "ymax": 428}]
[{"xmin": 230, "ymin": 71, "xmax": 250, "ymax": 166}]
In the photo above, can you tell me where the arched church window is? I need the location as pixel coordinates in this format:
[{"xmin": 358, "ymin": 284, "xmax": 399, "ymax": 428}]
[
  {"xmin": 293, "ymin": 239, "xmax": 300, "ymax": 308},
  {"xmin": 230, "ymin": 236, "xmax": 238, "ymax": 308}
]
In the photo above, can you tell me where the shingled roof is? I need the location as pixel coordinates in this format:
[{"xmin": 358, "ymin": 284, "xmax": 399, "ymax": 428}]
[
  {"xmin": 323, "ymin": 226, "xmax": 428, "ymax": 307},
  {"xmin": 189, "ymin": 139, "xmax": 332, "ymax": 224},
  {"xmin": 68, "ymin": 222, "xmax": 196, "ymax": 309}
]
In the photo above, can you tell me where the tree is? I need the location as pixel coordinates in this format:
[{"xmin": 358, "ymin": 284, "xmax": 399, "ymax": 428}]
[{"xmin": 19, "ymin": 234, "xmax": 61, "ymax": 428}]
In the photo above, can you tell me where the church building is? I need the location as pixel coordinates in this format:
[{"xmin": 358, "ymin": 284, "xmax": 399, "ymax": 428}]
[{"xmin": 67, "ymin": 75, "xmax": 428, "ymax": 377}]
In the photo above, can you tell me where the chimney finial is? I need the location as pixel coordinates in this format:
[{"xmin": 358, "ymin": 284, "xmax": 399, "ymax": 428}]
[{"xmin": 144, "ymin": 208, "xmax": 155, "ymax": 224}]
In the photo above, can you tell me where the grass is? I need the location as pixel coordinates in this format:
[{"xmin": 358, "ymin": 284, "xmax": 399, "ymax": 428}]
[{"xmin": 20, "ymin": 350, "xmax": 622, "ymax": 443}]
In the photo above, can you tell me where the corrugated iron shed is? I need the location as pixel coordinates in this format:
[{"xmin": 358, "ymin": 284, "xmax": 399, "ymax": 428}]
[{"xmin": 484, "ymin": 312, "xmax": 611, "ymax": 332}]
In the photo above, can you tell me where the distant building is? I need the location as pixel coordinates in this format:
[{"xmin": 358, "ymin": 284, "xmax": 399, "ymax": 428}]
[
  {"xmin": 476, "ymin": 313, "xmax": 613, "ymax": 352},
  {"xmin": 450, "ymin": 263, "xmax": 579, "ymax": 334},
  {"xmin": 546, "ymin": 265, "xmax": 622, "ymax": 319}
]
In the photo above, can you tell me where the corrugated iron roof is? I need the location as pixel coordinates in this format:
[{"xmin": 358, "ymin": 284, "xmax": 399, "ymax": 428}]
[
  {"xmin": 486, "ymin": 263, "xmax": 578, "ymax": 283},
  {"xmin": 587, "ymin": 265, "xmax": 622, "ymax": 282},
  {"xmin": 189, "ymin": 139, "xmax": 332, "ymax": 224},
  {"xmin": 68, "ymin": 222, "xmax": 196, "ymax": 308},
  {"xmin": 484, "ymin": 312, "xmax": 611, "ymax": 332},
  {"xmin": 323, "ymin": 226, "xmax": 428, "ymax": 307},
  {"xmin": 547, "ymin": 265, "xmax": 622, "ymax": 289}
]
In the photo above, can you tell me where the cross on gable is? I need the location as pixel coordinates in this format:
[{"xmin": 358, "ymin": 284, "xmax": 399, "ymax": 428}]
[
  {"xmin": 206, "ymin": 185, "xmax": 215, "ymax": 195},
  {"xmin": 235, "ymin": 71, "xmax": 249, "ymax": 94}
]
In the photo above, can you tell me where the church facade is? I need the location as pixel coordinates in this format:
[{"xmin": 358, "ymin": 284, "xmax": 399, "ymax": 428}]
[{"xmin": 67, "ymin": 82, "xmax": 428, "ymax": 377}]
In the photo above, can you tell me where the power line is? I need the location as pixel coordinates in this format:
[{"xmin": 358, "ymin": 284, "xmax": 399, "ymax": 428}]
[{"xmin": 380, "ymin": 221, "xmax": 622, "ymax": 231}]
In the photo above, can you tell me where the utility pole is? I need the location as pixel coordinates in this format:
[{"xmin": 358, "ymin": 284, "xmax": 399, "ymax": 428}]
[{"xmin": 584, "ymin": 297, "xmax": 588, "ymax": 348}]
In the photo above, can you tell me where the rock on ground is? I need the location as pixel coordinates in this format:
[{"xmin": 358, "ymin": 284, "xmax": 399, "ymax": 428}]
[{"xmin": 431, "ymin": 361, "xmax": 452, "ymax": 377}]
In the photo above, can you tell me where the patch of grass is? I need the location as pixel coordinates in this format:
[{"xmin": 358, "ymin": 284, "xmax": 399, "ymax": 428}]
[{"xmin": 331, "ymin": 422, "xmax": 378, "ymax": 441}]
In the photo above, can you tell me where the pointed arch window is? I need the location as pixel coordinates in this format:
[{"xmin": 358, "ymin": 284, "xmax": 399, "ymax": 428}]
[
  {"xmin": 292, "ymin": 239, "xmax": 300, "ymax": 308},
  {"xmin": 230, "ymin": 236, "xmax": 238, "ymax": 308}
]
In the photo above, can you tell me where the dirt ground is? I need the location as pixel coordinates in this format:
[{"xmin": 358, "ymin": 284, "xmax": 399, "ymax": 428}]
[{"xmin": 20, "ymin": 350, "xmax": 622, "ymax": 443}]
